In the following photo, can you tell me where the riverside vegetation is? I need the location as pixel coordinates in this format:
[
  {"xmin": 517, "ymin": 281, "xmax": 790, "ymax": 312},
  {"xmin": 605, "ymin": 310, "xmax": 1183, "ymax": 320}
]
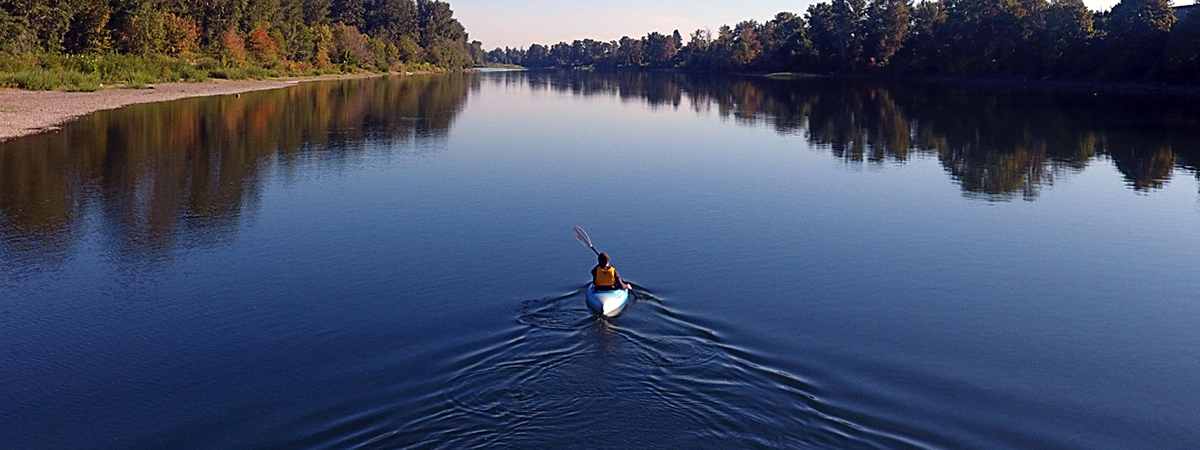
[
  {"xmin": 4, "ymin": 0, "xmax": 1196, "ymax": 92},
  {"xmin": 0, "ymin": 0, "xmax": 484, "ymax": 91},
  {"xmin": 483, "ymin": 0, "xmax": 1200, "ymax": 85}
]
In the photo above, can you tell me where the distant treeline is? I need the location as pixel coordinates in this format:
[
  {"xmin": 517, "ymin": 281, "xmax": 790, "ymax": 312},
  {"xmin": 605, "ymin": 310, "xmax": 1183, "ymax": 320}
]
[
  {"xmin": 0, "ymin": 0, "xmax": 483, "ymax": 72},
  {"xmin": 484, "ymin": 0, "xmax": 1200, "ymax": 83}
]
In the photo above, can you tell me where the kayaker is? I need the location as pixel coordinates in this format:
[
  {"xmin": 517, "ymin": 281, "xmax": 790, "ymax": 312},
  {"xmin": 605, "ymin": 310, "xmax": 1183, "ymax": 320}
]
[{"xmin": 591, "ymin": 253, "xmax": 630, "ymax": 291}]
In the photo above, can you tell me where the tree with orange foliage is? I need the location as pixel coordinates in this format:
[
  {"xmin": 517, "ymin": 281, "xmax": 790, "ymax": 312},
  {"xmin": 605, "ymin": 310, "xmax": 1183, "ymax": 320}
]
[
  {"xmin": 162, "ymin": 13, "xmax": 199, "ymax": 55},
  {"xmin": 220, "ymin": 28, "xmax": 248, "ymax": 67},
  {"xmin": 248, "ymin": 28, "xmax": 279, "ymax": 64}
]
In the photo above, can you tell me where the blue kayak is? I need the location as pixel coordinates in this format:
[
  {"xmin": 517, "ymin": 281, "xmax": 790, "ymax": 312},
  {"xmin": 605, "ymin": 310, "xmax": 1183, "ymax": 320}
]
[{"xmin": 586, "ymin": 286, "xmax": 629, "ymax": 317}]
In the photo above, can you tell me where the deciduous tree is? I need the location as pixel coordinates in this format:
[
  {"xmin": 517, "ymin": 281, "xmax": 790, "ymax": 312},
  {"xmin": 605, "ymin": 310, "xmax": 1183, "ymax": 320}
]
[
  {"xmin": 1107, "ymin": 0, "xmax": 1175, "ymax": 79},
  {"xmin": 863, "ymin": 0, "xmax": 910, "ymax": 68},
  {"xmin": 1042, "ymin": 0, "xmax": 1095, "ymax": 76}
]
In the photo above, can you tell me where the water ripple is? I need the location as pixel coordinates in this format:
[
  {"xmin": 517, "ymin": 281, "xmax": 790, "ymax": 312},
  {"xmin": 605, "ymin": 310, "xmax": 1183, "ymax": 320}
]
[{"xmin": 293, "ymin": 286, "xmax": 929, "ymax": 450}]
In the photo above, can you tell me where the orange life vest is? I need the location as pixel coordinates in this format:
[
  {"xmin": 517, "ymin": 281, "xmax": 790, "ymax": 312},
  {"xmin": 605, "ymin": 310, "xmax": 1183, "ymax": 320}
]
[{"xmin": 594, "ymin": 266, "xmax": 616, "ymax": 287}]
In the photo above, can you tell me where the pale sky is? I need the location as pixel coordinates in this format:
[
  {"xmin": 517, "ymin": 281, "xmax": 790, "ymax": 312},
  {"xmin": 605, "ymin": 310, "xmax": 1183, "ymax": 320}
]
[{"xmin": 450, "ymin": 0, "xmax": 1185, "ymax": 50}]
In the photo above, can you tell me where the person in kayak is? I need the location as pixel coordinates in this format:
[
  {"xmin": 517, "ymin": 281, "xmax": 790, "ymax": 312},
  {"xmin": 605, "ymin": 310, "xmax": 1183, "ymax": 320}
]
[{"xmin": 591, "ymin": 253, "xmax": 631, "ymax": 291}]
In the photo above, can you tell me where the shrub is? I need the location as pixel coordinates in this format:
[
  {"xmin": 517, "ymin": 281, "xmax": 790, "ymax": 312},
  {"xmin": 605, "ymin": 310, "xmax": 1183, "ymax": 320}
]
[
  {"xmin": 220, "ymin": 28, "xmax": 247, "ymax": 67},
  {"xmin": 286, "ymin": 60, "xmax": 307, "ymax": 72},
  {"xmin": 114, "ymin": 12, "xmax": 163, "ymax": 55},
  {"xmin": 247, "ymin": 28, "xmax": 279, "ymax": 64},
  {"xmin": 315, "ymin": 51, "xmax": 333, "ymax": 70},
  {"xmin": 64, "ymin": 72, "xmax": 102, "ymax": 92},
  {"xmin": 181, "ymin": 65, "xmax": 207, "ymax": 82},
  {"xmin": 395, "ymin": 36, "xmax": 422, "ymax": 63},
  {"xmin": 368, "ymin": 38, "xmax": 397, "ymax": 71},
  {"xmin": 244, "ymin": 66, "xmax": 274, "ymax": 79},
  {"xmin": 311, "ymin": 24, "xmax": 334, "ymax": 69},
  {"xmin": 162, "ymin": 13, "xmax": 199, "ymax": 55},
  {"xmin": 425, "ymin": 38, "xmax": 473, "ymax": 70},
  {"xmin": 63, "ymin": 0, "xmax": 112, "ymax": 53},
  {"xmin": 210, "ymin": 67, "xmax": 248, "ymax": 80},
  {"xmin": 331, "ymin": 23, "xmax": 374, "ymax": 68},
  {"xmin": 289, "ymin": 24, "xmax": 315, "ymax": 63},
  {"xmin": 269, "ymin": 28, "xmax": 287, "ymax": 58},
  {"xmin": 0, "ymin": 69, "xmax": 100, "ymax": 91},
  {"xmin": 195, "ymin": 57, "xmax": 221, "ymax": 71},
  {"xmin": 341, "ymin": 49, "xmax": 358, "ymax": 69}
]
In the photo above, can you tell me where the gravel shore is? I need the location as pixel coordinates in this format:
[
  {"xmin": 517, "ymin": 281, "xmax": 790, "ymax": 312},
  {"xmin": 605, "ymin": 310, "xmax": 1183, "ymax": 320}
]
[{"xmin": 0, "ymin": 74, "xmax": 388, "ymax": 142}]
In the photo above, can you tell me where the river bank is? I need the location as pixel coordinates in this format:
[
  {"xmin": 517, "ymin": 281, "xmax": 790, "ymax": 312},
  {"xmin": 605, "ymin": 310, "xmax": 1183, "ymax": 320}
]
[{"xmin": 0, "ymin": 73, "xmax": 395, "ymax": 142}]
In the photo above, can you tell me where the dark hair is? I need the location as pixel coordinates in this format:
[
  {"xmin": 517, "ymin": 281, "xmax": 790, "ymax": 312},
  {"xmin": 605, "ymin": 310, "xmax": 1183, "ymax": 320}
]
[{"xmin": 598, "ymin": 253, "xmax": 609, "ymax": 265}]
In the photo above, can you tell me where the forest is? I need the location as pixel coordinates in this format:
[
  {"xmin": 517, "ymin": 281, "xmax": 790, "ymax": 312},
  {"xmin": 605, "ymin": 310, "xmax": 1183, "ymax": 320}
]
[
  {"xmin": 2, "ymin": 0, "xmax": 1197, "ymax": 90},
  {"xmin": 484, "ymin": 0, "xmax": 1200, "ymax": 83},
  {"xmin": 0, "ymin": 0, "xmax": 484, "ymax": 90}
]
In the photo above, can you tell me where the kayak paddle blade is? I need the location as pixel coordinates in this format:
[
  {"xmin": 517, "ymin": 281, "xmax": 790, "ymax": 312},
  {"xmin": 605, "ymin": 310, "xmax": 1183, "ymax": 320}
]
[
  {"xmin": 573, "ymin": 226, "xmax": 592, "ymax": 248},
  {"xmin": 573, "ymin": 226, "xmax": 599, "ymax": 255}
]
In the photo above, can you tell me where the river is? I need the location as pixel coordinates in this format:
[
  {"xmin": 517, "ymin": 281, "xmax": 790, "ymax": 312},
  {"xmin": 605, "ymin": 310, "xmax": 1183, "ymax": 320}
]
[{"xmin": 2, "ymin": 70, "xmax": 1198, "ymax": 449}]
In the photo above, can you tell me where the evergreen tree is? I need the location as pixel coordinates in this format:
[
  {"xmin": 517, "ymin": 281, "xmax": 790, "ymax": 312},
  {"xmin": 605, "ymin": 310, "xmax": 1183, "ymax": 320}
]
[
  {"xmin": 302, "ymin": 0, "xmax": 332, "ymax": 24},
  {"xmin": 331, "ymin": 0, "xmax": 366, "ymax": 28}
]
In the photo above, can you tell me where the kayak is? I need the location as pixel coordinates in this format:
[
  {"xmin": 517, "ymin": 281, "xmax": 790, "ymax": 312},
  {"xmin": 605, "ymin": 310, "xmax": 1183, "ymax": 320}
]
[{"xmin": 586, "ymin": 286, "xmax": 629, "ymax": 317}]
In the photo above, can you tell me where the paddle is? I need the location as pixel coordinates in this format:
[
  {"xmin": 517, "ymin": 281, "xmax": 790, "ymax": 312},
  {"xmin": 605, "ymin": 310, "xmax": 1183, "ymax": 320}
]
[{"xmin": 573, "ymin": 226, "xmax": 600, "ymax": 256}]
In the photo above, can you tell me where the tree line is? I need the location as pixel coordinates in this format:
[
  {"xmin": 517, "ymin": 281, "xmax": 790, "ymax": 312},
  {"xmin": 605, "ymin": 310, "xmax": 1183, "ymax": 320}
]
[
  {"xmin": 0, "ymin": 0, "xmax": 483, "ymax": 72},
  {"xmin": 484, "ymin": 0, "xmax": 1200, "ymax": 83}
]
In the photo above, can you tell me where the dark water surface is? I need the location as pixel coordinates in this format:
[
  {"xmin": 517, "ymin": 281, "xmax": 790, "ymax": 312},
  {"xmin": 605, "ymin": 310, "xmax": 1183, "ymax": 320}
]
[{"xmin": 2, "ymin": 71, "xmax": 1199, "ymax": 449}]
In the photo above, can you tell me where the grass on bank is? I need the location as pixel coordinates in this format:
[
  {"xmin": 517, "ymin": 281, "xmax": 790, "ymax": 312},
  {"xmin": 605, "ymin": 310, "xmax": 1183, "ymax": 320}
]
[
  {"xmin": 0, "ymin": 53, "xmax": 443, "ymax": 92},
  {"xmin": 476, "ymin": 63, "xmax": 524, "ymax": 69}
]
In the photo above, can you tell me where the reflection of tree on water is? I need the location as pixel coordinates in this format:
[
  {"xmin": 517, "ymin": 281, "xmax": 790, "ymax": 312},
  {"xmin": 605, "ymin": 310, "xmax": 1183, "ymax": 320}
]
[
  {"xmin": 492, "ymin": 70, "xmax": 1200, "ymax": 201},
  {"xmin": 804, "ymin": 83, "xmax": 1199, "ymax": 200},
  {"xmin": 5, "ymin": 71, "xmax": 1200, "ymax": 269},
  {"xmin": 0, "ymin": 74, "xmax": 471, "ymax": 271}
]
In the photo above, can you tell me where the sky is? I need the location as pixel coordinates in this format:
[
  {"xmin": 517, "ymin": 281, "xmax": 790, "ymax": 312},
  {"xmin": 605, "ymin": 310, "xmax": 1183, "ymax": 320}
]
[{"xmin": 449, "ymin": 0, "xmax": 1186, "ymax": 50}]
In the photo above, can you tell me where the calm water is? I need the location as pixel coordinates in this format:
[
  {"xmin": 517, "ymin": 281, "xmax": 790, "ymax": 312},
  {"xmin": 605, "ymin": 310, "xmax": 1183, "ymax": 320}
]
[{"xmin": 2, "ymin": 71, "xmax": 1199, "ymax": 449}]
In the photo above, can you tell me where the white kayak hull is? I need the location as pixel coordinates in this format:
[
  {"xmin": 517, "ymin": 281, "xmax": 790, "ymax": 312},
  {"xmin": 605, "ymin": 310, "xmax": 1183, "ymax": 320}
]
[{"xmin": 586, "ymin": 286, "xmax": 629, "ymax": 317}]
